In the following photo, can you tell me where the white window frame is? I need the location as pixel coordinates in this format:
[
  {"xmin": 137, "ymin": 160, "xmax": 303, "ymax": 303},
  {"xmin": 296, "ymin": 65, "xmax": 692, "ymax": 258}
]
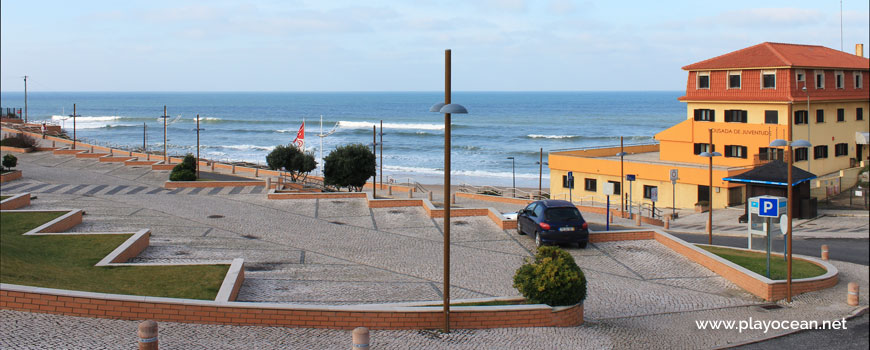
[
  {"xmin": 814, "ymin": 70, "xmax": 825, "ymax": 89},
  {"xmin": 835, "ymin": 71, "xmax": 845, "ymax": 89},
  {"xmin": 761, "ymin": 70, "xmax": 776, "ymax": 89},
  {"xmin": 796, "ymin": 69, "xmax": 805, "ymax": 84},
  {"xmin": 728, "ymin": 71, "xmax": 742, "ymax": 89},
  {"xmin": 696, "ymin": 71, "xmax": 710, "ymax": 90},
  {"xmin": 855, "ymin": 71, "xmax": 864, "ymax": 89}
]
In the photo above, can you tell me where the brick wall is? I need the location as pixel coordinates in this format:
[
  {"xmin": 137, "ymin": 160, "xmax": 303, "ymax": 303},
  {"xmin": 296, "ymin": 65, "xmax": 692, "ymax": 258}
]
[
  {"xmin": 0, "ymin": 170, "xmax": 22, "ymax": 183},
  {"xmin": 0, "ymin": 193, "xmax": 31, "ymax": 210},
  {"xmin": 0, "ymin": 287, "xmax": 583, "ymax": 330},
  {"xmin": 164, "ymin": 181, "xmax": 266, "ymax": 189}
]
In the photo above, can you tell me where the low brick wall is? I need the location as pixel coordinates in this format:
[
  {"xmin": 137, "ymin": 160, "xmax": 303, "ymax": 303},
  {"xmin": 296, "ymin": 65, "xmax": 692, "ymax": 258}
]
[
  {"xmin": 0, "ymin": 170, "xmax": 22, "ymax": 183},
  {"xmin": 151, "ymin": 163, "xmax": 176, "ymax": 171},
  {"xmin": 589, "ymin": 230, "xmax": 655, "ymax": 243},
  {"xmin": 75, "ymin": 152, "xmax": 108, "ymax": 159},
  {"xmin": 98, "ymin": 156, "xmax": 134, "ymax": 163},
  {"xmin": 456, "ymin": 192, "xmax": 532, "ymax": 205},
  {"xmin": 124, "ymin": 160, "xmax": 160, "ymax": 166},
  {"xmin": 0, "ymin": 146, "xmax": 33, "ymax": 153},
  {"xmin": 52, "ymin": 148, "xmax": 85, "ymax": 155},
  {"xmin": 20, "ymin": 210, "xmax": 84, "ymax": 234},
  {"xmin": 164, "ymin": 180, "xmax": 266, "ymax": 189},
  {"xmin": 0, "ymin": 285, "xmax": 582, "ymax": 329},
  {"xmin": 0, "ymin": 193, "xmax": 30, "ymax": 210}
]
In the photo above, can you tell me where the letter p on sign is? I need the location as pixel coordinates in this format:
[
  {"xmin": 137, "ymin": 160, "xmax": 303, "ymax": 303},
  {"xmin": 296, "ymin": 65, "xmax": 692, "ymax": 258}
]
[{"xmin": 758, "ymin": 197, "xmax": 778, "ymax": 217}]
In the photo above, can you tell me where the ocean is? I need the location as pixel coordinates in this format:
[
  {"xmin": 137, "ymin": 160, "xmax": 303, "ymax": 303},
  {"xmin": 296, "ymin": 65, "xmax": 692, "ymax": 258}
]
[{"xmin": 0, "ymin": 91, "xmax": 685, "ymax": 187}]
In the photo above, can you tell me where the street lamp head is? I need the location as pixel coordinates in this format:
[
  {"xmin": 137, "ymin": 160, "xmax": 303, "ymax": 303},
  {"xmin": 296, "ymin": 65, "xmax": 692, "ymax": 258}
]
[
  {"xmin": 429, "ymin": 102, "xmax": 446, "ymax": 112},
  {"xmin": 769, "ymin": 139, "xmax": 788, "ymax": 147},
  {"xmin": 616, "ymin": 152, "xmax": 628, "ymax": 157},
  {"xmin": 439, "ymin": 103, "xmax": 468, "ymax": 114},
  {"xmin": 791, "ymin": 139, "xmax": 812, "ymax": 148},
  {"xmin": 506, "ymin": 156, "xmax": 514, "ymax": 160},
  {"xmin": 699, "ymin": 151, "xmax": 721, "ymax": 158}
]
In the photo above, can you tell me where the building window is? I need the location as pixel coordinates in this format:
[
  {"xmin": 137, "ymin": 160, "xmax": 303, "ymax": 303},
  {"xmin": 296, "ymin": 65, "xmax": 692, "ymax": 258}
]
[
  {"xmin": 728, "ymin": 71, "xmax": 741, "ymax": 89},
  {"xmin": 858, "ymin": 108, "xmax": 864, "ymax": 121},
  {"xmin": 835, "ymin": 71, "xmax": 845, "ymax": 89},
  {"xmin": 835, "ymin": 143, "xmax": 849, "ymax": 157},
  {"xmin": 794, "ymin": 148, "xmax": 809, "ymax": 162},
  {"xmin": 759, "ymin": 147, "xmax": 784, "ymax": 161},
  {"xmin": 816, "ymin": 109, "xmax": 824, "ymax": 123},
  {"xmin": 815, "ymin": 70, "xmax": 825, "ymax": 89},
  {"xmin": 855, "ymin": 72, "xmax": 864, "ymax": 89},
  {"xmin": 643, "ymin": 185, "xmax": 658, "ymax": 200},
  {"xmin": 724, "ymin": 110, "xmax": 748, "ymax": 123},
  {"xmin": 697, "ymin": 72, "xmax": 710, "ymax": 89},
  {"xmin": 794, "ymin": 110, "xmax": 808, "ymax": 125},
  {"xmin": 764, "ymin": 110, "xmax": 778, "ymax": 124},
  {"xmin": 608, "ymin": 181, "xmax": 621, "ymax": 194},
  {"xmin": 762, "ymin": 70, "xmax": 776, "ymax": 89},
  {"xmin": 724, "ymin": 145, "xmax": 747, "ymax": 158},
  {"xmin": 584, "ymin": 178, "xmax": 597, "ymax": 192},
  {"xmin": 796, "ymin": 70, "xmax": 805, "ymax": 83},
  {"xmin": 562, "ymin": 175, "xmax": 574, "ymax": 188},
  {"xmin": 694, "ymin": 143, "xmax": 714, "ymax": 155},
  {"xmin": 814, "ymin": 145, "xmax": 829, "ymax": 159},
  {"xmin": 837, "ymin": 108, "xmax": 845, "ymax": 122},
  {"xmin": 693, "ymin": 109, "xmax": 715, "ymax": 122}
]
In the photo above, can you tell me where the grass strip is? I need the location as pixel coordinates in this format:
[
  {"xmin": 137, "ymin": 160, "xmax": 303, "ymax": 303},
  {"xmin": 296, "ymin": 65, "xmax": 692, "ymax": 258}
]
[
  {"xmin": 1, "ymin": 211, "xmax": 228, "ymax": 300},
  {"xmin": 0, "ymin": 195, "xmax": 10, "ymax": 200},
  {"xmin": 699, "ymin": 245, "xmax": 826, "ymax": 280}
]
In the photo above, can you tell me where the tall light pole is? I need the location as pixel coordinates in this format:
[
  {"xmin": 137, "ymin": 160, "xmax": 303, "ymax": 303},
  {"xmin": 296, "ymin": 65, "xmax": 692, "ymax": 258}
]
[
  {"xmin": 380, "ymin": 120, "xmax": 384, "ymax": 191},
  {"xmin": 538, "ymin": 148, "xmax": 543, "ymax": 198},
  {"xmin": 803, "ymin": 83, "xmax": 811, "ymax": 173},
  {"xmin": 71, "ymin": 104, "xmax": 78, "ymax": 150},
  {"xmin": 507, "ymin": 156, "xmax": 515, "ymax": 198},
  {"xmin": 699, "ymin": 128, "xmax": 721, "ymax": 245},
  {"xmin": 161, "ymin": 106, "xmax": 169, "ymax": 164},
  {"xmin": 23, "ymin": 75, "xmax": 28, "ymax": 123},
  {"xmin": 770, "ymin": 138, "xmax": 811, "ymax": 302},
  {"xmin": 193, "ymin": 115, "xmax": 205, "ymax": 179},
  {"xmin": 617, "ymin": 136, "xmax": 626, "ymax": 213},
  {"xmin": 372, "ymin": 125, "xmax": 377, "ymax": 199},
  {"xmin": 429, "ymin": 49, "xmax": 468, "ymax": 333}
]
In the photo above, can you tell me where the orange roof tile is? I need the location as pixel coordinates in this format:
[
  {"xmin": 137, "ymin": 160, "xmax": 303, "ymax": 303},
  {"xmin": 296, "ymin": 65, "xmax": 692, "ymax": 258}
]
[{"xmin": 682, "ymin": 42, "xmax": 869, "ymax": 70}]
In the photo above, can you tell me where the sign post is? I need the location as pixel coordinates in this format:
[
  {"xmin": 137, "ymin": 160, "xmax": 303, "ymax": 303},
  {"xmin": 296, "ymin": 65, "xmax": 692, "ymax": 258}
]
[
  {"xmin": 567, "ymin": 171, "xmax": 574, "ymax": 203},
  {"xmin": 669, "ymin": 169, "xmax": 679, "ymax": 219},
  {"xmin": 751, "ymin": 196, "xmax": 786, "ymax": 278},
  {"xmin": 650, "ymin": 188, "xmax": 658, "ymax": 219},
  {"xmin": 626, "ymin": 174, "xmax": 636, "ymax": 216}
]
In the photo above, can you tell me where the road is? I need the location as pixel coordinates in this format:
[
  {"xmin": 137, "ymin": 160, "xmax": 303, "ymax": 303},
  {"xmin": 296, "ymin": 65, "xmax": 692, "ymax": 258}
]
[
  {"xmin": 671, "ymin": 232, "xmax": 869, "ymax": 266},
  {"xmin": 735, "ymin": 313, "xmax": 868, "ymax": 350}
]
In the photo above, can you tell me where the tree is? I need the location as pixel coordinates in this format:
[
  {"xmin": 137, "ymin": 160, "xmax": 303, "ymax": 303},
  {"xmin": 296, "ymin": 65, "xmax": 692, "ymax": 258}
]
[
  {"xmin": 513, "ymin": 246, "xmax": 587, "ymax": 306},
  {"xmin": 2, "ymin": 154, "xmax": 18, "ymax": 171},
  {"xmin": 266, "ymin": 144, "xmax": 316, "ymax": 182},
  {"xmin": 169, "ymin": 154, "xmax": 197, "ymax": 181},
  {"xmin": 323, "ymin": 143, "xmax": 376, "ymax": 192}
]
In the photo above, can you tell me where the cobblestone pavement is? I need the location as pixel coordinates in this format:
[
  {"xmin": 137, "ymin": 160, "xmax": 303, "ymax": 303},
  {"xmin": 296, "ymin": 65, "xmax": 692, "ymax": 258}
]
[{"xmin": 2, "ymin": 148, "xmax": 869, "ymax": 349}]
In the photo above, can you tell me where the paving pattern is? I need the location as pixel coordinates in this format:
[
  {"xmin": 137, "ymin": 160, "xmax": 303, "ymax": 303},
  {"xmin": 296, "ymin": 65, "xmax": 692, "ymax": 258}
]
[{"xmin": 1, "ymin": 147, "xmax": 868, "ymax": 349}]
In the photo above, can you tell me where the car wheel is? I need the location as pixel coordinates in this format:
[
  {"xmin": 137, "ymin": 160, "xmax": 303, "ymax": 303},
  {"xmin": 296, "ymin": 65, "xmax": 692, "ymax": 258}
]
[
  {"xmin": 534, "ymin": 231, "xmax": 542, "ymax": 248},
  {"xmin": 516, "ymin": 221, "xmax": 524, "ymax": 235},
  {"xmin": 578, "ymin": 241, "xmax": 588, "ymax": 249}
]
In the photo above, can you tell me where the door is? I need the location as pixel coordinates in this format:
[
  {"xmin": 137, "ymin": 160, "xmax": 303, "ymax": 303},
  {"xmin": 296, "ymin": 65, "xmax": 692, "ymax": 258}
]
[{"xmin": 697, "ymin": 185, "xmax": 710, "ymax": 204}]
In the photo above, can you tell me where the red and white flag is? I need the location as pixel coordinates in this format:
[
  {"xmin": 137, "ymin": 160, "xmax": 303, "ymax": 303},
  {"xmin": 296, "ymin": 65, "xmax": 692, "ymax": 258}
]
[{"xmin": 292, "ymin": 121, "xmax": 305, "ymax": 149}]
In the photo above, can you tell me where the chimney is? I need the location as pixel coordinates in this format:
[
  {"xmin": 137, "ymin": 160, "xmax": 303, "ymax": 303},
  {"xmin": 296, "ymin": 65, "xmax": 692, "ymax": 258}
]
[{"xmin": 857, "ymin": 44, "xmax": 864, "ymax": 57}]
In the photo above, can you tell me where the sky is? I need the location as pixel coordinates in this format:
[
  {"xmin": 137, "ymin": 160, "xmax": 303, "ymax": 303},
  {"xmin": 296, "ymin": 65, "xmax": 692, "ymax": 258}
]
[{"xmin": 1, "ymin": 0, "xmax": 868, "ymax": 92}]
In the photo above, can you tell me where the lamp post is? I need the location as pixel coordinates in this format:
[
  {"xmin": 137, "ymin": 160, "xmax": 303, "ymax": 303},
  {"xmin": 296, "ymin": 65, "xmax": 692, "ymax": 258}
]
[
  {"xmin": 161, "ymin": 106, "xmax": 169, "ymax": 164},
  {"xmin": 698, "ymin": 128, "xmax": 721, "ymax": 245},
  {"xmin": 429, "ymin": 49, "xmax": 468, "ymax": 333},
  {"xmin": 380, "ymin": 120, "xmax": 384, "ymax": 191},
  {"xmin": 536, "ymin": 156, "xmax": 548, "ymax": 200},
  {"xmin": 507, "ymin": 156, "xmax": 515, "ymax": 198},
  {"xmin": 71, "ymin": 104, "xmax": 78, "ymax": 150},
  {"xmin": 193, "ymin": 115, "xmax": 205, "ymax": 179},
  {"xmin": 770, "ymin": 138, "xmax": 812, "ymax": 302},
  {"xmin": 618, "ymin": 136, "xmax": 625, "ymax": 212},
  {"xmin": 803, "ymin": 83, "xmax": 811, "ymax": 173}
]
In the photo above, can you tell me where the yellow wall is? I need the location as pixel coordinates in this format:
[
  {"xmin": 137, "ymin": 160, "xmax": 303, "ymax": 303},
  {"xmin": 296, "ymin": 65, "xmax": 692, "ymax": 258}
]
[{"xmin": 790, "ymin": 100, "xmax": 870, "ymax": 176}]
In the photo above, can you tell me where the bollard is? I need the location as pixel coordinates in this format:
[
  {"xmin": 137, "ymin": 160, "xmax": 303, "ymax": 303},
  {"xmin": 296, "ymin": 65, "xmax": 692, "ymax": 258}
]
[
  {"xmin": 847, "ymin": 282, "xmax": 859, "ymax": 306},
  {"xmin": 408, "ymin": 188, "xmax": 413, "ymax": 198},
  {"xmin": 211, "ymin": 162, "xmax": 215, "ymax": 171},
  {"xmin": 232, "ymin": 165, "xmax": 236, "ymax": 174},
  {"xmin": 821, "ymin": 245, "xmax": 829, "ymax": 261},
  {"xmin": 255, "ymin": 167, "xmax": 259, "ymax": 177},
  {"xmin": 138, "ymin": 320, "xmax": 158, "ymax": 350},
  {"xmin": 635, "ymin": 204, "xmax": 642, "ymax": 226},
  {"xmin": 266, "ymin": 177, "xmax": 271, "ymax": 191},
  {"xmin": 388, "ymin": 185, "xmax": 392, "ymax": 196},
  {"xmin": 664, "ymin": 216, "xmax": 670, "ymax": 230},
  {"xmin": 352, "ymin": 327, "xmax": 370, "ymax": 349},
  {"xmin": 90, "ymin": 146, "xmax": 94, "ymax": 153},
  {"xmin": 451, "ymin": 193, "xmax": 456, "ymax": 205},
  {"xmin": 428, "ymin": 191, "xmax": 433, "ymax": 201},
  {"xmin": 609, "ymin": 213, "xmax": 614, "ymax": 223}
]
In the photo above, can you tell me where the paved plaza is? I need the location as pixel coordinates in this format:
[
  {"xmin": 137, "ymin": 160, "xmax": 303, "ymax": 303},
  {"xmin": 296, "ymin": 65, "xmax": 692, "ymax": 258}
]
[{"xmin": 1, "ymin": 147, "xmax": 868, "ymax": 349}]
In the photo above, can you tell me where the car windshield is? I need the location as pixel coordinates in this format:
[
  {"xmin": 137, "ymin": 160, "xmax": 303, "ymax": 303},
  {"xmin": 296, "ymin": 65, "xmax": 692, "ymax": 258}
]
[{"xmin": 546, "ymin": 207, "xmax": 583, "ymax": 222}]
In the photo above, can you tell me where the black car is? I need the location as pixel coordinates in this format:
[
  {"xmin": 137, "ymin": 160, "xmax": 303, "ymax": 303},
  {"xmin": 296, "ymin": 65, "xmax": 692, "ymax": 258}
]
[{"xmin": 516, "ymin": 200, "xmax": 589, "ymax": 248}]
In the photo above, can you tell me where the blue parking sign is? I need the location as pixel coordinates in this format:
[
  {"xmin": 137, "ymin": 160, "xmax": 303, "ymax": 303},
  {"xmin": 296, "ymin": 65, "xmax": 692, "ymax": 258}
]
[{"xmin": 758, "ymin": 197, "xmax": 779, "ymax": 217}]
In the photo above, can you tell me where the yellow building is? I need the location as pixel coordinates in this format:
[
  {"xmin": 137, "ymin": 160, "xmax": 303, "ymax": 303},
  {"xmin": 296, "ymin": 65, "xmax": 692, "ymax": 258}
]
[{"xmin": 549, "ymin": 43, "xmax": 870, "ymax": 212}]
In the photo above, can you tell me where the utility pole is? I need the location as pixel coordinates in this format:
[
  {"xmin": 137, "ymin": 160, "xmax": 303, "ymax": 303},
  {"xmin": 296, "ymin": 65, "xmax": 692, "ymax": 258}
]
[
  {"xmin": 162, "ymin": 106, "xmax": 168, "ymax": 163},
  {"xmin": 72, "ymin": 104, "xmax": 77, "ymax": 150},
  {"xmin": 23, "ymin": 76, "xmax": 28, "ymax": 123},
  {"xmin": 194, "ymin": 115, "xmax": 204, "ymax": 178},
  {"xmin": 143, "ymin": 123, "xmax": 147, "ymax": 152},
  {"xmin": 380, "ymin": 120, "xmax": 384, "ymax": 192},
  {"xmin": 372, "ymin": 125, "xmax": 377, "ymax": 198}
]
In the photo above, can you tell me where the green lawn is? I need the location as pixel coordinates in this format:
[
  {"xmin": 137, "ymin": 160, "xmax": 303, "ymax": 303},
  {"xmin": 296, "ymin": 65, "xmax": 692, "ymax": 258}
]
[
  {"xmin": 1, "ymin": 211, "xmax": 229, "ymax": 300},
  {"xmin": 0, "ymin": 195, "xmax": 10, "ymax": 201},
  {"xmin": 699, "ymin": 245, "xmax": 827, "ymax": 280}
]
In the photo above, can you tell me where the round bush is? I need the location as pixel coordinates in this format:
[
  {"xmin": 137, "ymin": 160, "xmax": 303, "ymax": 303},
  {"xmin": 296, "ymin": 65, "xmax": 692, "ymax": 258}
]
[
  {"xmin": 512, "ymin": 246, "xmax": 587, "ymax": 306},
  {"xmin": 169, "ymin": 168, "xmax": 196, "ymax": 181}
]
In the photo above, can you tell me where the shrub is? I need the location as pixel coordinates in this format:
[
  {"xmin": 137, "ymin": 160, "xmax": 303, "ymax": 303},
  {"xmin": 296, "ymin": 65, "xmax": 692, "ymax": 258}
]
[
  {"xmin": 513, "ymin": 246, "xmax": 587, "ymax": 306},
  {"xmin": 323, "ymin": 144, "xmax": 375, "ymax": 192},
  {"xmin": 2, "ymin": 154, "xmax": 18, "ymax": 171},
  {"xmin": 266, "ymin": 144, "xmax": 316, "ymax": 182},
  {"xmin": 0, "ymin": 133, "xmax": 37, "ymax": 150},
  {"xmin": 169, "ymin": 154, "xmax": 197, "ymax": 181}
]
